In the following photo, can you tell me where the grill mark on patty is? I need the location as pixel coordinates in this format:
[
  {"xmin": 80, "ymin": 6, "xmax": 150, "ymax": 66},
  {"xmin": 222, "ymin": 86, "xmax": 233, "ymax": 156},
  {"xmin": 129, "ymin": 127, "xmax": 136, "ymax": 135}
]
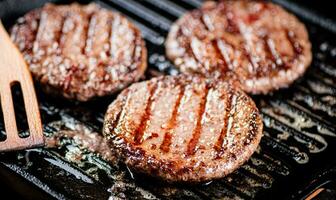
[
  {"xmin": 186, "ymin": 86, "xmax": 209, "ymax": 156},
  {"xmin": 59, "ymin": 12, "xmax": 71, "ymax": 53},
  {"xmin": 263, "ymin": 35, "xmax": 283, "ymax": 67},
  {"xmin": 202, "ymin": 7, "xmax": 237, "ymax": 72},
  {"xmin": 56, "ymin": 16, "xmax": 66, "ymax": 54},
  {"xmin": 177, "ymin": 15, "xmax": 206, "ymax": 70},
  {"xmin": 34, "ymin": 8, "xmax": 64, "ymax": 72},
  {"xmin": 221, "ymin": 3, "xmax": 273, "ymax": 74},
  {"xmin": 223, "ymin": 3, "xmax": 239, "ymax": 34},
  {"xmin": 133, "ymin": 83, "xmax": 158, "ymax": 145},
  {"xmin": 200, "ymin": 12, "xmax": 230, "ymax": 71},
  {"xmin": 80, "ymin": 11, "xmax": 91, "ymax": 57},
  {"xmin": 80, "ymin": 11, "xmax": 92, "ymax": 56},
  {"xmin": 35, "ymin": 9, "xmax": 59, "ymax": 54},
  {"xmin": 105, "ymin": 15, "xmax": 113, "ymax": 57},
  {"xmin": 60, "ymin": 9, "xmax": 89, "ymax": 58},
  {"xmin": 34, "ymin": 9, "xmax": 47, "ymax": 52},
  {"xmin": 113, "ymin": 90, "xmax": 132, "ymax": 138},
  {"xmin": 106, "ymin": 91, "xmax": 129, "ymax": 136},
  {"xmin": 210, "ymin": 39, "xmax": 227, "ymax": 72},
  {"xmin": 286, "ymin": 29, "xmax": 303, "ymax": 58},
  {"xmin": 215, "ymin": 92, "xmax": 238, "ymax": 158},
  {"xmin": 27, "ymin": 12, "xmax": 41, "ymax": 53},
  {"xmin": 109, "ymin": 14, "xmax": 119, "ymax": 59},
  {"xmin": 84, "ymin": 10, "xmax": 112, "ymax": 58},
  {"xmin": 200, "ymin": 11, "xmax": 228, "ymax": 72},
  {"xmin": 109, "ymin": 14, "xmax": 137, "ymax": 68},
  {"xmin": 214, "ymin": 90, "xmax": 232, "ymax": 153},
  {"xmin": 59, "ymin": 11, "xmax": 88, "ymax": 90},
  {"xmin": 84, "ymin": 11, "xmax": 96, "ymax": 56},
  {"xmin": 128, "ymin": 29, "xmax": 137, "ymax": 71},
  {"xmin": 201, "ymin": 12, "xmax": 215, "ymax": 31},
  {"xmin": 200, "ymin": 9, "xmax": 234, "ymax": 72},
  {"xmin": 238, "ymin": 21, "xmax": 259, "ymax": 74},
  {"xmin": 160, "ymin": 84, "xmax": 185, "ymax": 153},
  {"xmin": 104, "ymin": 91, "xmax": 129, "ymax": 138},
  {"xmin": 109, "ymin": 106, "xmax": 123, "ymax": 133},
  {"xmin": 10, "ymin": 11, "xmax": 41, "ymax": 56},
  {"xmin": 216, "ymin": 39, "xmax": 234, "ymax": 70},
  {"xmin": 190, "ymin": 37, "xmax": 206, "ymax": 70}
]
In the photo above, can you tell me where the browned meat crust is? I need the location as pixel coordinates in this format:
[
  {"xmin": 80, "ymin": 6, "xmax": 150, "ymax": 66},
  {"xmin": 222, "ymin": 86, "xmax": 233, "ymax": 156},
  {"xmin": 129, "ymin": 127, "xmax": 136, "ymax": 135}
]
[
  {"xmin": 10, "ymin": 3, "xmax": 147, "ymax": 101},
  {"xmin": 103, "ymin": 75, "xmax": 263, "ymax": 182},
  {"xmin": 166, "ymin": 0, "xmax": 312, "ymax": 94}
]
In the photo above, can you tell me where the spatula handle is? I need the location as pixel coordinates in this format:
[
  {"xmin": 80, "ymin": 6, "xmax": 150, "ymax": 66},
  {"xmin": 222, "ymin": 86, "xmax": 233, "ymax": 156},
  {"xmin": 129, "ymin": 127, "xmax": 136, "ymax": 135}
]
[{"xmin": 0, "ymin": 21, "xmax": 44, "ymax": 151}]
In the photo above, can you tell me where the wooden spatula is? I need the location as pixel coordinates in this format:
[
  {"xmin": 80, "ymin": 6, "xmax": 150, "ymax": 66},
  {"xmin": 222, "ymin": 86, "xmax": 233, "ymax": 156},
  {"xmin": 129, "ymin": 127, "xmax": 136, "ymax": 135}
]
[{"xmin": 0, "ymin": 21, "xmax": 44, "ymax": 151}]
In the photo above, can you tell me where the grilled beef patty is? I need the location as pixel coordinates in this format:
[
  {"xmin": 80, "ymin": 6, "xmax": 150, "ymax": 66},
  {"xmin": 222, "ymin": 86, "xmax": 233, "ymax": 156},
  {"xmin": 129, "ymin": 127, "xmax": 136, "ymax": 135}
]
[
  {"xmin": 103, "ymin": 75, "xmax": 263, "ymax": 182},
  {"xmin": 166, "ymin": 0, "xmax": 312, "ymax": 94},
  {"xmin": 11, "ymin": 3, "xmax": 147, "ymax": 101}
]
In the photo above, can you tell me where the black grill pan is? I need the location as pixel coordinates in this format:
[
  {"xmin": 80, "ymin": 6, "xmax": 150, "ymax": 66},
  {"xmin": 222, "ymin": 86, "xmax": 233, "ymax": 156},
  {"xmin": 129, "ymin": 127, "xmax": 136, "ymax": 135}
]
[{"xmin": 0, "ymin": 0, "xmax": 336, "ymax": 199}]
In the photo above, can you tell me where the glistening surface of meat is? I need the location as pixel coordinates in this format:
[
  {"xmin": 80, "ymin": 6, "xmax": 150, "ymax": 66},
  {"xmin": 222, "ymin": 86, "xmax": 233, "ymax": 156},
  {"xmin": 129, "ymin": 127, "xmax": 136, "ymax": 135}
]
[
  {"xmin": 166, "ymin": 0, "xmax": 312, "ymax": 94},
  {"xmin": 11, "ymin": 3, "xmax": 147, "ymax": 101},
  {"xmin": 103, "ymin": 75, "xmax": 263, "ymax": 182}
]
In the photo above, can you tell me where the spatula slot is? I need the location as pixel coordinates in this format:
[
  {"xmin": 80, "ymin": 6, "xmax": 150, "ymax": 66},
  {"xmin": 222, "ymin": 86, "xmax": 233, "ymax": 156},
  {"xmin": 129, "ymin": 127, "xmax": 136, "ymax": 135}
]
[
  {"xmin": 10, "ymin": 81, "xmax": 30, "ymax": 138},
  {"xmin": 0, "ymin": 98, "xmax": 6, "ymax": 141}
]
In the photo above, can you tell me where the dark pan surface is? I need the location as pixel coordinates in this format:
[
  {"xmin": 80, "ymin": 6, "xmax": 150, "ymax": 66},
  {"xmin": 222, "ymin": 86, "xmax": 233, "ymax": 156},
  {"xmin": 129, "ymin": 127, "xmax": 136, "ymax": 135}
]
[{"xmin": 0, "ymin": 0, "xmax": 336, "ymax": 199}]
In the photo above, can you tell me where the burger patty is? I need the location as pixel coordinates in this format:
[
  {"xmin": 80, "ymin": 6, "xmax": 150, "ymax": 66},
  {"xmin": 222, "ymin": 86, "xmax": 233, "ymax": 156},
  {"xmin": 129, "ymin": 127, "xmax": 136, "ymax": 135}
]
[
  {"xmin": 10, "ymin": 3, "xmax": 147, "ymax": 101},
  {"xmin": 103, "ymin": 75, "xmax": 263, "ymax": 182},
  {"xmin": 166, "ymin": 0, "xmax": 312, "ymax": 94}
]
